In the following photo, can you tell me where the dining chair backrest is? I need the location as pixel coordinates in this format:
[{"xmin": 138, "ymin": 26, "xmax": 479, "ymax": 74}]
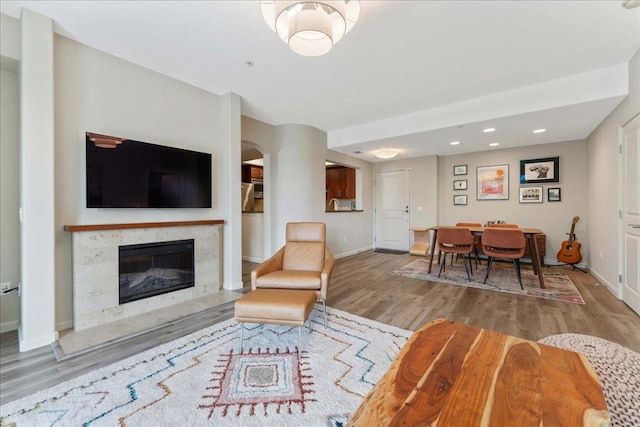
[
  {"xmin": 481, "ymin": 228, "xmax": 526, "ymax": 257},
  {"xmin": 455, "ymin": 222, "xmax": 482, "ymax": 227},
  {"xmin": 438, "ymin": 227, "xmax": 474, "ymax": 250},
  {"xmin": 487, "ymin": 223, "xmax": 519, "ymax": 228}
]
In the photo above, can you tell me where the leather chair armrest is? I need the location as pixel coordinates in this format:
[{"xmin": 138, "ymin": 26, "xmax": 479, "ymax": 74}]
[
  {"xmin": 251, "ymin": 246, "xmax": 285, "ymax": 290},
  {"xmin": 319, "ymin": 246, "xmax": 335, "ymax": 300}
]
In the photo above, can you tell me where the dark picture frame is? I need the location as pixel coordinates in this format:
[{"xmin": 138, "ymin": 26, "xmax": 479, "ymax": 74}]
[
  {"xmin": 453, "ymin": 179, "xmax": 467, "ymax": 190},
  {"xmin": 453, "ymin": 195, "xmax": 468, "ymax": 205},
  {"xmin": 453, "ymin": 164, "xmax": 467, "ymax": 176},
  {"xmin": 548, "ymin": 187, "xmax": 561, "ymax": 202},
  {"xmin": 520, "ymin": 157, "xmax": 560, "ymax": 184}
]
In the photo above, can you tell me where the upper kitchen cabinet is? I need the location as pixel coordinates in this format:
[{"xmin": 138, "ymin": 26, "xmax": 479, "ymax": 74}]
[
  {"xmin": 242, "ymin": 164, "xmax": 263, "ymax": 182},
  {"xmin": 326, "ymin": 166, "xmax": 355, "ymax": 200}
]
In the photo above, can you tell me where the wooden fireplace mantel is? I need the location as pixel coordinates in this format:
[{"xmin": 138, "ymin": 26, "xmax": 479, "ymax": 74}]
[{"xmin": 64, "ymin": 219, "xmax": 224, "ymax": 233}]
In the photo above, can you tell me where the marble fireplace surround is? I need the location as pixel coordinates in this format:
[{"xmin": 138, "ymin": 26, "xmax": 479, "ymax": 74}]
[{"xmin": 64, "ymin": 220, "xmax": 224, "ymax": 331}]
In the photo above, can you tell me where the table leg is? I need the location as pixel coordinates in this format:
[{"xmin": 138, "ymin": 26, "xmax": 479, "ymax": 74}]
[
  {"xmin": 527, "ymin": 234, "xmax": 545, "ymax": 289},
  {"xmin": 427, "ymin": 229, "xmax": 438, "ymax": 273}
]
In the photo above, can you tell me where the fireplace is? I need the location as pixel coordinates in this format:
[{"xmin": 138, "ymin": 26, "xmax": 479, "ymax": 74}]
[{"xmin": 119, "ymin": 239, "xmax": 195, "ymax": 305}]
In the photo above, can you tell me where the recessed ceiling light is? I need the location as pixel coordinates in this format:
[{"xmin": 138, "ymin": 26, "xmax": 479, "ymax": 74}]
[
  {"xmin": 489, "ymin": 142, "xmax": 500, "ymax": 147},
  {"xmin": 450, "ymin": 141, "xmax": 460, "ymax": 145},
  {"xmin": 533, "ymin": 128, "xmax": 546, "ymax": 134},
  {"xmin": 483, "ymin": 128, "xmax": 496, "ymax": 133}
]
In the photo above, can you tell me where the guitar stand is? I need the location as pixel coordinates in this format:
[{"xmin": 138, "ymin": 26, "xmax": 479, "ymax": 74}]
[
  {"xmin": 568, "ymin": 264, "xmax": 588, "ymax": 274},
  {"xmin": 548, "ymin": 263, "xmax": 588, "ymax": 273}
]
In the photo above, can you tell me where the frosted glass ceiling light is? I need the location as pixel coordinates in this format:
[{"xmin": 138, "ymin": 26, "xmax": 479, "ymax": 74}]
[
  {"xmin": 261, "ymin": 1, "xmax": 360, "ymax": 56},
  {"xmin": 374, "ymin": 149, "xmax": 399, "ymax": 159}
]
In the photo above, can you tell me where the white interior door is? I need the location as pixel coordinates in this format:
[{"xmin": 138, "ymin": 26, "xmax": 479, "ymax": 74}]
[
  {"xmin": 620, "ymin": 114, "xmax": 640, "ymax": 315},
  {"xmin": 375, "ymin": 170, "xmax": 410, "ymax": 251}
]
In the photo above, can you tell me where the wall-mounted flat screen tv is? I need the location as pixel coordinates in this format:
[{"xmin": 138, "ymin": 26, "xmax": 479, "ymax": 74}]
[{"xmin": 86, "ymin": 132, "xmax": 212, "ymax": 208}]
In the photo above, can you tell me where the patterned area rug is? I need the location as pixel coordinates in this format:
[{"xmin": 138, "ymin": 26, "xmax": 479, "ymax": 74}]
[
  {"xmin": 0, "ymin": 308, "xmax": 410, "ymax": 426},
  {"xmin": 391, "ymin": 257, "xmax": 584, "ymax": 304},
  {"xmin": 539, "ymin": 334, "xmax": 640, "ymax": 427}
]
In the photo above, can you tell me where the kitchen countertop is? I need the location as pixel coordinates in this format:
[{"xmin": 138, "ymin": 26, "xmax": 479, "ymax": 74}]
[{"xmin": 325, "ymin": 210, "xmax": 364, "ymax": 213}]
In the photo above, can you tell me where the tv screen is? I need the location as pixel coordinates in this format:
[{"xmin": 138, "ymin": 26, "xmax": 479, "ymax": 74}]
[{"xmin": 86, "ymin": 132, "xmax": 212, "ymax": 208}]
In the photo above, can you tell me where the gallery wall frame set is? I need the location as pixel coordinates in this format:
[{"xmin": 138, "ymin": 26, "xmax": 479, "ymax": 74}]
[
  {"xmin": 453, "ymin": 165, "xmax": 467, "ymax": 176},
  {"xmin": 453, "ymin": 179, "xmax": 467, "ymax": 190},
  {"xmin": 520, "ymin": 157, "xmax": 560, "ymax": 184},
  {"xmin": 453, "ymin": 195, "xmax": 468, "ymax": 205},
  {"xmin": 519, "ymin": 186, "xmax": 543, "ymax": 203},
  {"xmin": 477, "ymin": 164, "xmax": 509, "ymax": 200},
  {"xmin": 548, "ymin": 187, "xmax": 561, "ymax": 202}
]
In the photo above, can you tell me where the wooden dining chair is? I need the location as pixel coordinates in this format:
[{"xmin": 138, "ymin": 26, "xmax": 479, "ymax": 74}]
[
  {"xmin": 455, "ymin": 222, "xmax": 482, "ymax": 266},
  {"xmin": 437, "ymin": 227, "xmax": 474, "ymax": 281},
  {"xmin": 482, "ymin": 228, "xmax": 527, "ymax": 289},
  {"xmin": 487, "ymin": 223, "xmax": 519, "ymax": 228}
]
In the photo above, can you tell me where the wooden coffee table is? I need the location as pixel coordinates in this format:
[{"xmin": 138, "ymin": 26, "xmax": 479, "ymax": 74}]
[{"xmin": 348, "ymin": 319, "xmax": 610, "ymax": 426}]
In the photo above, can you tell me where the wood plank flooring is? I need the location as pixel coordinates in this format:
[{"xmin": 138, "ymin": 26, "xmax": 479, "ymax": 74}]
[{"xmin": 1, "ymin": 251, "xmax": 639, "ymax": 405}]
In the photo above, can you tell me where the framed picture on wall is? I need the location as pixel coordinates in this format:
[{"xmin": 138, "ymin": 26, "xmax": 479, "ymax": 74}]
[
  {"xmin": 453, "ymin": 179, "xmax": 467, "ymax": 190},
  {"xmin": 520, "ymin": 157, "xmax": 560, "ymax": 184},
  {"xmin": 519, "ymin": 186, "xmax": 543, "ymax": 203},
  {"xmin": 548, "ymin": 187, "xmax": 561, "ymax": 202},
  {"xmin": 453, "ymin": 165, "xmax": 467, "ymax": 176},
  {"xmin": 454, "ymin": 195, "xmax": 468, "ymax": 205},
  {"xmin": 477, "ymin": 164, "xmax": 509, "ymax": 200}
]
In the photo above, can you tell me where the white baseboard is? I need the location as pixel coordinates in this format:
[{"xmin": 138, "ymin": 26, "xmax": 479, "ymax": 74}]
[
  {"xmin": 18, "ymin": 329, "xmax": 57, "ymax": 352},
  {"xmin": 334, "ymin": 246, "xmax": 373, "ymax": 260},
  {"xmin": 0, "ymin": 319, "xmax": 18, "ymax": 333},
  {"xmin": 223, "ymin": 281, "xmax": 244, "ymax": 291},
  {"xmin": 589, "ymin": 268, "xmax": 620, "ymax": 298},
  {"xmin": 242, "ymin": 255, "xmax": 263, "ymax": 263}
]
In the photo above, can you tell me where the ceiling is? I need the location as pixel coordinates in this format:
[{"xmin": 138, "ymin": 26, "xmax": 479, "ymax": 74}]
[{"xmin": 2, "ymin": 1, "xmax": 639, "ymax": 162}]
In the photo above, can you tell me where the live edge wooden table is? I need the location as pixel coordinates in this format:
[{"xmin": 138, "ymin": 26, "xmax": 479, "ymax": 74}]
[
  {"xmin": 427, "ymin": 226, "xmax": 547, "ymax": 289},
  {"xmin": 348, "ymin": 319, "xmax": 611, "ymax": 427}
]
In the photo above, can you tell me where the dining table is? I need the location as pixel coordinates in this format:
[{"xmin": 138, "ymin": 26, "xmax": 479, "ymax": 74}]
[{"xmin": 427, "ymin": 225, "xmax": 547, "ymax": 289}]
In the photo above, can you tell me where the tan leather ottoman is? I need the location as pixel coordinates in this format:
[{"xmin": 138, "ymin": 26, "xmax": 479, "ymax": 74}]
[{"xmin": 234, "ymin": 289, "xmax": 317, "ymax": 353}]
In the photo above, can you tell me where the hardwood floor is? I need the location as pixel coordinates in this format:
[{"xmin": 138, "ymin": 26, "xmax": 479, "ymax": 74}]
[{"xmin": 1, "ymin": 251, "xmax": 638, "ymax": 405}]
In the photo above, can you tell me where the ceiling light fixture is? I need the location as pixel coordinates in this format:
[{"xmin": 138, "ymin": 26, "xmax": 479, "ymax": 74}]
[
  {"xmin": 483, "ymin": 128, "xmax": 496, "ymax": 133},
  {"xmin": 450, "ymin": 141, "xmax": 460, "ymax": 145},
  {"xmin": 533, "ymin": 128, "xmax": 546, "ymax": 133},
  {"xmin": 261, "ymin": 1, "xmax": 360, "ymax": 57},
  {"xmin": 374, "ymin": 149, "xmax": 399, "ymax": 159},
  {"xmin": 622, "ymin": 0, "xmax": 640, "ymax": 9},
  {"xmin": 489, "ymin": 142, "xmax": 500, "ymax": 147}
]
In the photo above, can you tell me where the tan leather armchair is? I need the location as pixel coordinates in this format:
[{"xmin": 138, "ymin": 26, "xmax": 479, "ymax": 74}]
[{"xmin": 251, "ymin": 222, "xmax": 334, "ymax": 326}]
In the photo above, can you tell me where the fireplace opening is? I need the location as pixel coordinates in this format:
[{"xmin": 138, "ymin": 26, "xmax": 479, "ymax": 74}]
[{"xmin": 119, "ymin": 239, "xmax": 194, "ymax": 305}]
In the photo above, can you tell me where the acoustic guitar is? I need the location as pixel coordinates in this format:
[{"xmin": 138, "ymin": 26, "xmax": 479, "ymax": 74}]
[{"xmin": 556, "ymin": 216, "xmax": 582, "ymax": 265}]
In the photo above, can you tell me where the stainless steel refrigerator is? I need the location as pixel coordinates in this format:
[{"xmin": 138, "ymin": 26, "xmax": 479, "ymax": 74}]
[{"xmin": 241, "ymin": 183, "xmax": 255, "ymax": 212}]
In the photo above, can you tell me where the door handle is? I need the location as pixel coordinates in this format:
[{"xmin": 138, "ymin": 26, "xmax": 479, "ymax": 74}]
[{"xmin": 630, "ymin": 224, "xmax": 640, "ymax": 228}]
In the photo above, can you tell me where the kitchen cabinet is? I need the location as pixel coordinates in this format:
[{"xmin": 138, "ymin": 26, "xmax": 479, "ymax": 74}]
[
  {"xmin": 326, "ymin": 166, "xmax": 355, "ymax": 199},
  {"xmin": 242, "ymin": 164, "xmax": 263, "ymax": 182}
]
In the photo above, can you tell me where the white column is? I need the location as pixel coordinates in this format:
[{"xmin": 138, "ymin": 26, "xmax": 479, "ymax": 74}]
[
  {"xmin": 19, "ymin": 9, "xmax": 56, "ymax": 351},
  {"xmin": 271, "ymin": 124, "xmax": 327, "ymax": 248},
  {"xmin": 220, "ymin": 92, "xmax": 243, "ymax": 290}
]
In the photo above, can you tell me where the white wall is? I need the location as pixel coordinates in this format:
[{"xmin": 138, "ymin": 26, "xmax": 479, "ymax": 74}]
[
  {"xmin": 54, "ymin": 35, "xmax": 231, "ymax": 328},
  {"xmin": 438, "ymin": 140, "xmax": 588, "ymax": 265},
  {"xmin": 587, "ymin": 49, "xmax": 640, "ymax": 293},
  {"xmin": 1, "ymin": 13, "xmax": 20, "ymax": 61},
  {"xmin": 0, "ymin": 68, "xmax": 20, "ymax": 332}
]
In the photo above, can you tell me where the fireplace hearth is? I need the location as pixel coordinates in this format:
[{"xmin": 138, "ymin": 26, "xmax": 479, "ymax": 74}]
[{"xmin": 119, "ymin": 239, "xmax": 195, "ymax": 305}]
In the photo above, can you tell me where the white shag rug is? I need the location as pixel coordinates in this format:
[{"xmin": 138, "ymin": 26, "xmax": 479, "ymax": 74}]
[
  {"xmin": 539, "ymin": 333, "xmax": 640, "ymax": 427},
  {"xmin": 0, "ymin": 307, "xmax": 410, "ymax": 426}
]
